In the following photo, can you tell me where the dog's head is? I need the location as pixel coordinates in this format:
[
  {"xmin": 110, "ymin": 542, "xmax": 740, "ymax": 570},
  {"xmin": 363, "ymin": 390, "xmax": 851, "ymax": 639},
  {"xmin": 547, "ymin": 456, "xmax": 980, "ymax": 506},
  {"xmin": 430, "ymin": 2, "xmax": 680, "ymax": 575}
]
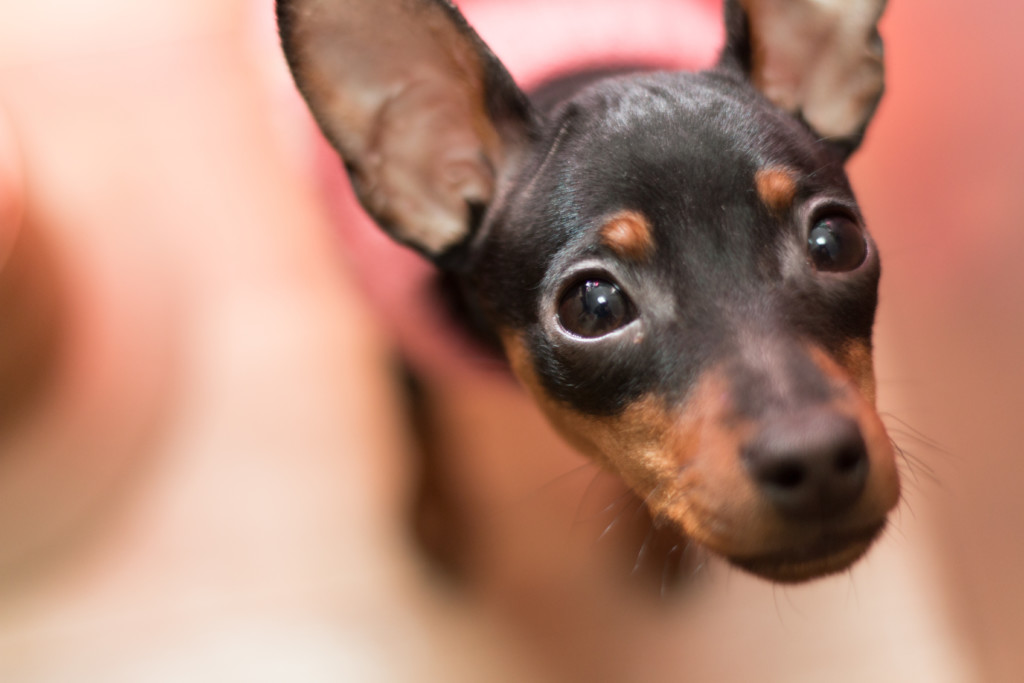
[{"xmin": 278, "ymin": 0, "xmax": 899, "ymax": 582}]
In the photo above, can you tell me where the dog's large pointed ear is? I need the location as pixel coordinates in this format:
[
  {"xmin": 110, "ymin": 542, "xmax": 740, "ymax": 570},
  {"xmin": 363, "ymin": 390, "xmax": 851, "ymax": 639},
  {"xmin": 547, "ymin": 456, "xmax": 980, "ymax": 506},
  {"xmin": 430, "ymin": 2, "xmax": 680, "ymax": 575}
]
[
  {"xmin": 721, "ymin": 0, "xmax": 887, "ymax": 156},
  {"xmin": 277, "ymin": 0, "xmax": 534, "ymax": 258}
]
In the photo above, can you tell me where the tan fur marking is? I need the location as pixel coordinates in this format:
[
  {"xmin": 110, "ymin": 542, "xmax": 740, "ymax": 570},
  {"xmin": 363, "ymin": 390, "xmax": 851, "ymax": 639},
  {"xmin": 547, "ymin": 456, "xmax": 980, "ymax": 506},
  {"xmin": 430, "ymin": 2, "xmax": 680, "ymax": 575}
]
[
  {"xmin": 836, "ymin": 339, "xmax": 877, "ymax": 405},
  {"xmin": 501, "ymin": 331, "xmax": 899, "ymax": 576},
  {"xmin": 501, "ymin": 331, "xmax": 757, "ymax": 549},
  {"xmin": 599, "ymin": 210, "xmax": 654, "ymax": 261},
  {"xmin": 805, "ymin": 342, "xmax": 877, "ymax": 407},
  {"xmin": 501, "ymin": 331, "xmax": 675, "ymax": 491},
  {"xmin": 755, "ymin": 167, "xmax": 798, "ymax": 214},
  {"xmin": 805, "ymin": 343, "xmax": 900, "ymax": 522}
]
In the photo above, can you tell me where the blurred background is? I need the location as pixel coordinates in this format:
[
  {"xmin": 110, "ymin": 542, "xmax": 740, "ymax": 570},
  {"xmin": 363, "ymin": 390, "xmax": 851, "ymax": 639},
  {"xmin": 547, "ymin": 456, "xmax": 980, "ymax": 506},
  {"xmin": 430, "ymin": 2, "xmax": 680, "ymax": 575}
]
[
  {"xmin": 0, "ymin": 0, "xmax": 1022, "ymax": 681},
  {"xmin": 853, "ymin": 2, "xmax": 1024, "ymax": 681}
]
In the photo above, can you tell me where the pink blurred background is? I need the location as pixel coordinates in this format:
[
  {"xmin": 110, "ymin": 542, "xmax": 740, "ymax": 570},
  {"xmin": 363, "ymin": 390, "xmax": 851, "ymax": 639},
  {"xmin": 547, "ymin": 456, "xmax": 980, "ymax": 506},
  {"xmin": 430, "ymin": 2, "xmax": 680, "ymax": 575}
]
[{"xmin": 0, "ymin": 0, "xmax": 1022, "ymax": 681}]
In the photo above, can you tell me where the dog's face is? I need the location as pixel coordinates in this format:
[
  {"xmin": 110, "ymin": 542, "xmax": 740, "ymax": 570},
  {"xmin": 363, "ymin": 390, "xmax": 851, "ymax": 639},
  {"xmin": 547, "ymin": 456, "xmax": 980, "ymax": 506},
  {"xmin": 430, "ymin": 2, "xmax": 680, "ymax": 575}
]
[
  {"xmin": 475, "ymin": 71, "xmax": 897, "ymax": 581},
  {"xmin": 278, "ymin": 0, "xmax": 899, "ymax": 582}
]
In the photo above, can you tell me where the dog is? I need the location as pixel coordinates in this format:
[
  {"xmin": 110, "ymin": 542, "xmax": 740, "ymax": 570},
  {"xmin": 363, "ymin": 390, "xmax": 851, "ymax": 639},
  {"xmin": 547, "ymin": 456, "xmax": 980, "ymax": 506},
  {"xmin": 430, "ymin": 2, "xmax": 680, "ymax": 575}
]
[{"xmin": 275, "ymin": 0, "xmax": 899, "ymax": 584}]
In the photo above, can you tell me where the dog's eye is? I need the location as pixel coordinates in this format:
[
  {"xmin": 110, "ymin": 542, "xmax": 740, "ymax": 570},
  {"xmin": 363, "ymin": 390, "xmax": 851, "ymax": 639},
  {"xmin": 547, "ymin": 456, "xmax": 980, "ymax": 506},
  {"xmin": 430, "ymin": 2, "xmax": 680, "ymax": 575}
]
[
  {"xmin": 557, "ymin": 279, "xmax": 635, "ymax": 338},
  {"xmin": 807, "ymin": 216, "xmax": 867, "ymax": 272}
]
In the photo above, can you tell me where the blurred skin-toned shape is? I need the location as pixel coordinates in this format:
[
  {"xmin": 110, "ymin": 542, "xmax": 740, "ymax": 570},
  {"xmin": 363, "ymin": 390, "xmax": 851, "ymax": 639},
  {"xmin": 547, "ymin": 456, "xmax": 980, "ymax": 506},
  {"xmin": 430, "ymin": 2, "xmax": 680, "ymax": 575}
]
[
  {"xmin": 0, "ymin": 106, "xmax": 23, "ymax": 265},
  {"xmin": 856, "ymin": 2, "xmax": 1024, "ymax": 681},
  {"xmin": 0, "ymin": 0, "xmax": 1022, "ymax": 682},
  {"xmin": 0, "ymin": 103, "xmax": 41, "ymax": 431},
  {"xmin": 0, "ymin": 1, "xmax": 538, "ymax": 680}
]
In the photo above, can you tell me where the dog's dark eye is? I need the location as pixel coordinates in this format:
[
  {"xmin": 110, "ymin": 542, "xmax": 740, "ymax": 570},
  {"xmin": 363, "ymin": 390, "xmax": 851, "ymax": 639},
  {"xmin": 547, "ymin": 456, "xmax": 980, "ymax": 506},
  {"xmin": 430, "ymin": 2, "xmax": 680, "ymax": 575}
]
[
  {"xmin": 807, "ymin": 216, "xmax": 867, "ymax": 272},
  {"xmin": 557, "ymin": 279, "xmax": 635, "ymax": 338}
]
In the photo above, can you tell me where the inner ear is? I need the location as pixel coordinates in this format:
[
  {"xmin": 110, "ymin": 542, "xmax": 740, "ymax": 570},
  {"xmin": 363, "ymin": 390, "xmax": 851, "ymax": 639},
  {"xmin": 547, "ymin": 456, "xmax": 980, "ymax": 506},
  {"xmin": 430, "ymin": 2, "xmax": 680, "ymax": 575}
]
[
  {"xmin": 277, "ymin": 0, "xmax": 534, "ymax": 258},
  {"xmin": 722, "ymin": 0, "xmax": 888, "ymax": 155}
]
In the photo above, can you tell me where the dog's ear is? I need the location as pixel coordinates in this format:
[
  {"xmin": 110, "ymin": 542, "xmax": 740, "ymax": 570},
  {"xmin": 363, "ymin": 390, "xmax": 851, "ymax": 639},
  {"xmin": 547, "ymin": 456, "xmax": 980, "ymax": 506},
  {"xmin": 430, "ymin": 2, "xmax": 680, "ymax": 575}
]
[
  {"xmin": 721, "ymin": 0, "xmax": 887, "ymax": 156},
  {"xmin": 277, "ymin": 0, "xmax": 533, "ymax": 258}
]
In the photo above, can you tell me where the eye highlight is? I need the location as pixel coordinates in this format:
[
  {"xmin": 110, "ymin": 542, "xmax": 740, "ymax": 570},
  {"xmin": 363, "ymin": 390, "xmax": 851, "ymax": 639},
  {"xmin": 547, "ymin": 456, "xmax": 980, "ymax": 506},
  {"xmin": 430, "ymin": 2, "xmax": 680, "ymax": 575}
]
[
  {"xmin": 557, "ymin": 278, "xmax": 635, "ymax": 338},
  {"xmin": 807, "ymin": 215, "xmax": 868, "ymax": 273}
]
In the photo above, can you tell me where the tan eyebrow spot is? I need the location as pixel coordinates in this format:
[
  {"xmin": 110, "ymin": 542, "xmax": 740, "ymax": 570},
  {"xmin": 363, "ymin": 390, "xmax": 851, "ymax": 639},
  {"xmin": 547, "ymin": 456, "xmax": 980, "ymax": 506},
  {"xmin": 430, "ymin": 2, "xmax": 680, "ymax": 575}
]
[
  {"xmin": 755, "ymin": 167, "xmax": 799, "ymax": 214},
  {"xmin": 599, "ymin": 210, "xmax": 654, "ymax": 261}
]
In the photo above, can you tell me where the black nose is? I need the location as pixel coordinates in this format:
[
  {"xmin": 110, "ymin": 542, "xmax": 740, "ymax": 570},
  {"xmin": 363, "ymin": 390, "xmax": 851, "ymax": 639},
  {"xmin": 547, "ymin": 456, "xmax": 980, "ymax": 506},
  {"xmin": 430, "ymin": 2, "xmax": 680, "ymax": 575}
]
[{"xmin": 743, "ymin": 411, "xmax": 869, "ymax": 519}]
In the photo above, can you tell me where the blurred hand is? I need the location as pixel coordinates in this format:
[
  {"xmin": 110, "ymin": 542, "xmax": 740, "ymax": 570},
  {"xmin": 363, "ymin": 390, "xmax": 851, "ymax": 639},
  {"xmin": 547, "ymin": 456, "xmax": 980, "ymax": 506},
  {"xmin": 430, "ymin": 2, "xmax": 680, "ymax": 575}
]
[{"xmin": 0, "ymin": 2, "xmax": 537, "ymax": 680}]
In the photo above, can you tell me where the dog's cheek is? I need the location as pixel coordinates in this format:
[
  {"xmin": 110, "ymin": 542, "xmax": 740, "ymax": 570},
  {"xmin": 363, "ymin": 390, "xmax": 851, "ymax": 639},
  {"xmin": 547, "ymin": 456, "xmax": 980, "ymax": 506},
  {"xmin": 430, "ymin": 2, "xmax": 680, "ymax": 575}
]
[
  {"xmin": 834, "ymin": 338, "xmax": 877, "ymax": 405},
  {"xmin": 499, "ymin": 331, "xmax": 672, "ymax": 478},
  {"xmin": 500, "ymin": 331, "xmax": 755, "ymax": 546}
]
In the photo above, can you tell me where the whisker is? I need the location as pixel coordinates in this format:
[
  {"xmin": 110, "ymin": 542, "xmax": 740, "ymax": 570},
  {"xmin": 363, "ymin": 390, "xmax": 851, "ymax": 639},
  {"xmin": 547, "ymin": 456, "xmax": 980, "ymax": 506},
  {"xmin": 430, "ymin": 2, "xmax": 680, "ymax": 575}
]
[
  {"xmin": 596, "ymin": 495, "xmax": 642, "ymax": 542},
  {"xmin": 688, "ymin": 542, "xmax": 707, "ymax": 579},
  {"xmin": 882, "ymin": 526, "xmax": 907, "ymax": 550},
  {"xmin": 879, "ymin": 412, "xmax": 949, "ymax": 454},
  {"xmin": 898, "ymin": 488, "xmax": 919, "ymax": 521},
  {"xmin": 628, "ymin": 483, "xmax": 671, "ymax": 574},
  {"xmin": 771, "ymin": 584, "xmax": 790, "ymax": 629},
  {"xmin": 886, "ymin": 429, "xmax": 947, "ymax": 461},
  {"xmin": 782, "ymin": 584, "xmax": 806, "ymax": 619},
  {"xmin": 884, "ymin": 423, "xmax": 945, "ymax": 495},
  {"xmin": 520, "ymin": 460, "xmax": 600, "ymax": 509},
  {"xmin": 572, "ymin": 469, "xmax": 630, "ymax": 526},
  {"xmin": 592, "ymin": 488, "xmax": 636, "ymax": 523},
  {"xmin": 896, "ymin": 449, "xmax": 942, "ymax": 485},
  {"xmin": 892, "ymin": 443, "xmax": 922, "ymax": 490},
  {"xmin": 660, "ymin": 544, "xmax": 681, "ymax": 599},
  {"xmin": 845, "ymin": 568, "xmax": 861, "ymax": 609},
  {"xmin": 890, "ymin": 445, "xmax": 942, "ymax": 499},
  {"xmin": 632, "ymin": 521, "xmax": 658, "ymax": 576}
]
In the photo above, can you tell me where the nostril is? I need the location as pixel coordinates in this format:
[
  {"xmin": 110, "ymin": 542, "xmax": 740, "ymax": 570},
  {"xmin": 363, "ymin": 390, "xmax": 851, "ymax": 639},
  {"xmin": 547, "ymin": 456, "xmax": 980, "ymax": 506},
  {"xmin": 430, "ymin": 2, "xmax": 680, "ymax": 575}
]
[
  {"xmin": 763, "ymin": 461, "xmax": 807, "ymax": 490},
  {"xmin": 743, "ymin": 411, "xmax": 870, "ymax": 519},
  {"xmin": 835, "ymin": 446, "xmax": 865, "ymax": 475}
]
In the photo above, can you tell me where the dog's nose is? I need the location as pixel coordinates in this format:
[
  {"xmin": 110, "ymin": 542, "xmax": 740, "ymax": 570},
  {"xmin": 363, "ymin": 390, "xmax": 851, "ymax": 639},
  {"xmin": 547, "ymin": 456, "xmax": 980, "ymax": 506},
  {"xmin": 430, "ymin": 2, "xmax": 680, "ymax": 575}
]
[{"xmin": 743, "ymin": 410, "xmax": 869, "ymax": 519}]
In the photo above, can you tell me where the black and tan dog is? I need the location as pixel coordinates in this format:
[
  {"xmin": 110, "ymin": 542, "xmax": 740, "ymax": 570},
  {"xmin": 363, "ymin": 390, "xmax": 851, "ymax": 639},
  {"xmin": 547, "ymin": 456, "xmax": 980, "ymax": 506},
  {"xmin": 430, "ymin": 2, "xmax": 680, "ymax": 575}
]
[{"xmin": 276, "ymin": 0, "xmax": 899, "ymax": 583}]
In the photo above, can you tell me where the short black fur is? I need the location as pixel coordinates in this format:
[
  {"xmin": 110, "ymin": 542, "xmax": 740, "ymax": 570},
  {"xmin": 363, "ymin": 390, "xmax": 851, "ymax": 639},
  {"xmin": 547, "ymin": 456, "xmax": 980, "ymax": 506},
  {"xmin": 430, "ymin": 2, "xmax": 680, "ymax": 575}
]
[
  {"xmin": 455, "ymin": 66, "xmax": 879, "ymax": 416},
  {"xmin": 276, "ymin": 0, "xmax": 897, "ymax": 587}
]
